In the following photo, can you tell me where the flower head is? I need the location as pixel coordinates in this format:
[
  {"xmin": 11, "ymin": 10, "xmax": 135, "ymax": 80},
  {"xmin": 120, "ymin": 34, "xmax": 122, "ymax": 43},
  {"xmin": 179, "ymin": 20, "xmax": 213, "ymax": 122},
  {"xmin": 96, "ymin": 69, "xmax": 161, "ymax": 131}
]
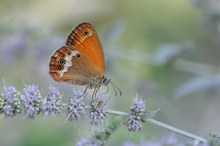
[
  {"xmin": 124, "ymin": 96, "xmax": 147, "ymax": 132},
  {"xmin": 123, "ymin": 115, "xmax": 143, "ymax": 132},
  {"xmin": 130, "ymin": 98, "xmax": 145, "ymax": 113},
  {"xmin": 22, "ymin": 84, "xmax": 42, "ymax": 119},
  {"xmin": 2, "ymin": 86, "xmax": 22, "ymax": 117},
  {"xmin": 4, "ymin": 86, "xmax": 17, "ymax": 103},
  {"xmin": 76, "ymin": 138, "xmax": 99, "ymax": 146},
  {"xmin": 42, "ymin": 85, "xmax": 62, "ymax": 117},
  {"xmin": 66, "ymin": 89, "xmax": 86, "ymax": 121},
  {"xmin": 89, "ymin": 93, "xmax": 107, "ymax": 126}
]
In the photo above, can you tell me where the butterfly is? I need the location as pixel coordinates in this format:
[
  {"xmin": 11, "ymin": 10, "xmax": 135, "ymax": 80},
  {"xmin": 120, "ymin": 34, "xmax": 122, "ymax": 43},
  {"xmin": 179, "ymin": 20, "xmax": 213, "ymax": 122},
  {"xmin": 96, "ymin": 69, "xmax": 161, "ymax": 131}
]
[{"xmin": 49, "ymin": 22, "xmax": 121, "ymax": 96}]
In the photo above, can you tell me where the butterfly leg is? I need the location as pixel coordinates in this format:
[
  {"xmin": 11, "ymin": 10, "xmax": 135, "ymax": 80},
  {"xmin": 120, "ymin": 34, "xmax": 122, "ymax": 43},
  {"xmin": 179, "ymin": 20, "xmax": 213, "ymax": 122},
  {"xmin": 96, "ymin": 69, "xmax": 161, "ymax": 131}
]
[
  {"xmin": 104, "ymin": 85, "xmax": 109, "ymax": 95},
  {"xmin": 95, "ymin": 86, "xmax": 101, "ymax": 97},
  {"xmin": 82, "ymin": 86, "xmax": 89, "ymax": 97},
  {"xmin": 92, "ymin": 86, "xmax": 101, "ymax": 100},
  {"xmin": 91, "ymin": 88, "xmax": 96, "ymax": 100}
]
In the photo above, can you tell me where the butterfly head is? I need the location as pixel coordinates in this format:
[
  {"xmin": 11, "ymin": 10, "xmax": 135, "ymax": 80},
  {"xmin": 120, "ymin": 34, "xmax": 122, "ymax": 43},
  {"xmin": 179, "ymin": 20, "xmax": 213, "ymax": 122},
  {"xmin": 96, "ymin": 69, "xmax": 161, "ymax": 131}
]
[
  {"xmin": 102, "ymin": 77, "xmax": 111, "ymax": 86},
  {"xmin": 87, "ymin": 76, "xmax": 108, "ymax": 89}
]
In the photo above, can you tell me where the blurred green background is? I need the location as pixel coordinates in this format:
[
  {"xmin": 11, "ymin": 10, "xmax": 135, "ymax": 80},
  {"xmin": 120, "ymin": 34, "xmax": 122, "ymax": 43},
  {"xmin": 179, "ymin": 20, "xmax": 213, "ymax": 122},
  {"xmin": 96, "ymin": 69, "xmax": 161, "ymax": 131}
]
[{"xmin": 1, "ymin": 0, "xmax": 220, "ymax": 145}]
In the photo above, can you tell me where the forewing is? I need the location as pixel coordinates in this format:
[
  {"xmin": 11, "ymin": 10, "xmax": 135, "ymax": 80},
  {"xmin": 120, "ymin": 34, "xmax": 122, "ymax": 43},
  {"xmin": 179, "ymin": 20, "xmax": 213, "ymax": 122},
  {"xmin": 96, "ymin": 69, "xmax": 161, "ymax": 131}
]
[{"xmin": 65, "ymin": 23, "xmax": 105, "ymax": 77}]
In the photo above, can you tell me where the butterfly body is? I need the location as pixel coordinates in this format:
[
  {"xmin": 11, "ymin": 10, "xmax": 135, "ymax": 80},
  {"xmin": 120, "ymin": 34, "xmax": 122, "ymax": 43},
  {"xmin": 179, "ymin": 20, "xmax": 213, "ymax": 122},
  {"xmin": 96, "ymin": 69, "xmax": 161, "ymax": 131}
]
[{"xmin": 49, "ymin": 23, "xmax": 111, "ymax": 90}]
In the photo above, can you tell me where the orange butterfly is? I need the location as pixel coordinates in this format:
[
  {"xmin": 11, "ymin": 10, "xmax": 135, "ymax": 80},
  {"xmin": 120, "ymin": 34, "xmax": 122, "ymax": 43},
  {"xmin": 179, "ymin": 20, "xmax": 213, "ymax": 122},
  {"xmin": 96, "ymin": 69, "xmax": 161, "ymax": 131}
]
[{"xmin": 49, "ymin": 23, "xmax": 121, "ymax": 96}]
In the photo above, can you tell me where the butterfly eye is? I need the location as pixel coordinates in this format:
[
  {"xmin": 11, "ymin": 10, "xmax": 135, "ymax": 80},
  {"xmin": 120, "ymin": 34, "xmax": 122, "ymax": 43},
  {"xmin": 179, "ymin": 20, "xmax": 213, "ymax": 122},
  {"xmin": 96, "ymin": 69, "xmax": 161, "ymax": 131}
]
[
  {"xmin": 59, "ymin": 58, "xmax": 66, "ymax": 65},
  {"xmin": 57, "ymin": 65, "xmax": 64, "ymax": 71},
  {"xmin": 76, "ymin": 53, "xmax": 81, "ymax": 58}
]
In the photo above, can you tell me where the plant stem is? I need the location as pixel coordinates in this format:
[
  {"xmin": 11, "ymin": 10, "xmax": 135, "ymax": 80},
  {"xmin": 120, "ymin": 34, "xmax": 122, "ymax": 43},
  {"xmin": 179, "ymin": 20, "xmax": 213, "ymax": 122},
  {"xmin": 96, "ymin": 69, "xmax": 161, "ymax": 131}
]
[
  {"xmin": 146, "ymin": 118, "xmax": 207, "ymax": 143},
  {"xmin": 105, "ymin": 109, "xmax": 208, "ymax": 143}
]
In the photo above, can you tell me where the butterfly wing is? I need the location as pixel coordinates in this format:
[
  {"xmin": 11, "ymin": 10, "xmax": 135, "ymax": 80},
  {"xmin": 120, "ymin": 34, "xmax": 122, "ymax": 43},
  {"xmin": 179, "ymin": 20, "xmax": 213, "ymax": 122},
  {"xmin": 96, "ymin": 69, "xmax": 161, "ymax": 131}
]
[
  {"xmin": 65, "ymin": 23, "xmax": 105, "ymax": 77},
  {"xmin": 49, "ymin": 23, "xmax": 105, "ymax": 86},
  {"xmin": 49, "ymin": 46, "xmax": 98, "ymax": 85}
]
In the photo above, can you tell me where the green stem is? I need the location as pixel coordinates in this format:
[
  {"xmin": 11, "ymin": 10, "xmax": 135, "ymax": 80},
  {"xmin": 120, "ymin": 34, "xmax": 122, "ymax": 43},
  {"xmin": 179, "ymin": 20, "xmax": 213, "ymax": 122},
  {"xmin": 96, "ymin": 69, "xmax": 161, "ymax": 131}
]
[
  {"xmin": 146, "ymin": 118, "xmax": 207, "ymax": 143},
  {"xmin": 105, "ymin": 109, "xmax": 207, "ymax": 143}
]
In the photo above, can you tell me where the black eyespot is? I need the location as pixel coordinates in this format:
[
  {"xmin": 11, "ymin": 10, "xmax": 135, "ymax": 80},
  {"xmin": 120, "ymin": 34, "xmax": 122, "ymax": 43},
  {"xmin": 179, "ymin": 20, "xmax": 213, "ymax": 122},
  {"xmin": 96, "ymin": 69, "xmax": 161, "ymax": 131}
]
[
  {"xmin": 84, "ymin": 31, "xmax": 89, "ymax": 36},
  {"xmin": 76, "ymin": 53, "xmax": 80, "ymax": 58},
  {"xmin": 59, "ymin": 58, "xmax": 66, "ymax": 65},
  {"xmin": 57, "ymin": 65, "xmax": 64, "ymax": 71}
]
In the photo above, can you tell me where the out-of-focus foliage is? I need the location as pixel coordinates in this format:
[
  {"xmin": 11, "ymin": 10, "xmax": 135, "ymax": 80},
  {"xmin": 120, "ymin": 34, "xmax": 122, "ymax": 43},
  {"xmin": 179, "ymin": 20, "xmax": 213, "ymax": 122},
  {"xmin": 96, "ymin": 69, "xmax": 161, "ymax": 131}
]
[{"xmin": 0, "ymin": 0, "xmax": 220, "ymax": 146}]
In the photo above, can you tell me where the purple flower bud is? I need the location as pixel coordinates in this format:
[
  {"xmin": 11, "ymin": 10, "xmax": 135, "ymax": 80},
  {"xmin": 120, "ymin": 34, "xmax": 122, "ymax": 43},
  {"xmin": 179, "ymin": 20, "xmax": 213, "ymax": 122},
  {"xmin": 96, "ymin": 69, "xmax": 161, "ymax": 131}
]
[
  {"xmin": 130, "ymin": 98, "xmax": 145, "ymax": 113},
  {"xmin": 22, "ymin": 84, "xmax": 42, "ymax": 119},
  {"xmin": 3, "ymin": 104, "xmax": 14, "ymax": 117},
  {"xmin": 2, "ymin": 86, "xmax": 22, "ymax": 117},
  {"xmin": 89, "ymin": 107, "xmax": 105, "ymax": 126},
  {"xmin": 42, "ymin": 85, "xmax": 62, "ymax": 117},
  {"xmin": 124, "ymin": 97, "xmax": 147, "ymax": 132},
  {"xmin": 66, "ymin": 89, "xmax": 86, "ymax": 121},
  {"xmin": 76, "ymin": 138, "xmax": 99, "ymax": 146},
  {"xmin": 123, "ymin": 115, "xmax": 143, "ymax": 132},
  {"xmin": 4, "ymin": 86, "xmax": 17, "ymax": 103},
  {"xmin": 89, "ymin": 93, "xmax": 107, "ymax": 126}
]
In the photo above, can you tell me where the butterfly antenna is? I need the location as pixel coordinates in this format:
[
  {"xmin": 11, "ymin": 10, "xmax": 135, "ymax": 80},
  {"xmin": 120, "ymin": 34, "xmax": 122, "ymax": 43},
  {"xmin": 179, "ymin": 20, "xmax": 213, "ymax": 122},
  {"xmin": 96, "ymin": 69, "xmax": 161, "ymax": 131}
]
[
  {"xmin": 111, "ymin": 81, "xmax": 122, "ymax": 96},
  {"xmin": 110, "ymin": 82, "xmax": 117, "ymax": 96},
  {"xmin": 104, "ymin": 85, "xmax": 109, "ymax": 95}
]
